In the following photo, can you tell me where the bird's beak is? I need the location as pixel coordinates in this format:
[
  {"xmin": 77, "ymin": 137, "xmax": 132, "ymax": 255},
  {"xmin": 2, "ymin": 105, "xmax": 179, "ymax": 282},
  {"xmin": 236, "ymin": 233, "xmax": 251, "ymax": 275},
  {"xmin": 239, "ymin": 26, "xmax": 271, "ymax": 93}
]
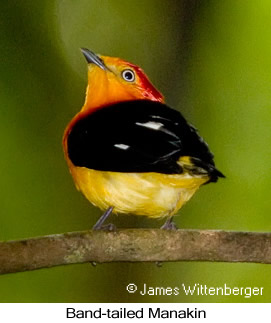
[{"xmin": 80, "ymin": 48, "xmax": 109, "ymax": 71}]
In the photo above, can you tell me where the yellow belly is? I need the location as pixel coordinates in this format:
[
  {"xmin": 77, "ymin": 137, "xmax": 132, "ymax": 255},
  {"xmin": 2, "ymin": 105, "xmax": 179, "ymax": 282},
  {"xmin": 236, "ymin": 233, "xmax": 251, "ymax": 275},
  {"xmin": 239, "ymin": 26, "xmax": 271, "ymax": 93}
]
[{"xmin": 69, "ymin": 165, "xmax": 209, "ymax": 218}]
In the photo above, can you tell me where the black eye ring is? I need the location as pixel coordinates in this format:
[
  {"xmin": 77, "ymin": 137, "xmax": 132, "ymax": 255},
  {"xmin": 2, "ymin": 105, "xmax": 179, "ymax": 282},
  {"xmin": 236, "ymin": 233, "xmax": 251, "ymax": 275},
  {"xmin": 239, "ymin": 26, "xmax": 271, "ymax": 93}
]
[{"xmin": 121, "ymin": 69, "xmax": 135, "ymax": 82}]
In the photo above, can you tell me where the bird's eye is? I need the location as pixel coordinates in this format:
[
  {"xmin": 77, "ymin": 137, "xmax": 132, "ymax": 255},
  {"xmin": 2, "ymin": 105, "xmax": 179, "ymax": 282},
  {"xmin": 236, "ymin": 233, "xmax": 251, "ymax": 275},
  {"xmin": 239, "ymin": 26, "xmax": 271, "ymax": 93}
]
[{"xmin": 121, "ymin": 69, "xmax": 135, "ymax": 82}]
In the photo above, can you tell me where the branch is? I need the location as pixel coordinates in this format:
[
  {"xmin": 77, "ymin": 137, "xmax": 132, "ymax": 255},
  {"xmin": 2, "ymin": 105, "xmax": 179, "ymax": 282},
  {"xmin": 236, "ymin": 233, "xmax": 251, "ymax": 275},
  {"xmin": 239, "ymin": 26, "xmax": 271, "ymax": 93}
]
[{"xmin": 0, "ymin": 229, "xmax": 271, "ymax": 274}]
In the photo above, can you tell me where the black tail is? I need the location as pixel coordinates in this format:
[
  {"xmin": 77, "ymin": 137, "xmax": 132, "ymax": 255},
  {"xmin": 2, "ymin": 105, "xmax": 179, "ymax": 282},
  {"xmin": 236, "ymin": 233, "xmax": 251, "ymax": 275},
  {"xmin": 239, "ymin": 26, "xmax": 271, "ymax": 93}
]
[{"xmin": 190, "ymin": 157, "xmax": 225, "ymax": 183}]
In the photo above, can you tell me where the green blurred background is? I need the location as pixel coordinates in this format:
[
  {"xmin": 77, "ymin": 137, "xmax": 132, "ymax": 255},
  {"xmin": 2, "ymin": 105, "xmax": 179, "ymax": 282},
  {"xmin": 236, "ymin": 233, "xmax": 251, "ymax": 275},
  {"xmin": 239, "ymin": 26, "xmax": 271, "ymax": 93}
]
[{"xmin": 0, "ymin": 0, "xmax": 270, "ymax": 302}]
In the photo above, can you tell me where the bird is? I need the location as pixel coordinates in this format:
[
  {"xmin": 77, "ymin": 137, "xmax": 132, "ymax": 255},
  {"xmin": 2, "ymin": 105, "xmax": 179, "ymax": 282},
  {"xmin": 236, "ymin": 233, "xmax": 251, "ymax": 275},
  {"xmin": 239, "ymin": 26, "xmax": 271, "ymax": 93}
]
[{"xmin": 63, "ymin": 48, "xmax": 224, "ymax": 230}]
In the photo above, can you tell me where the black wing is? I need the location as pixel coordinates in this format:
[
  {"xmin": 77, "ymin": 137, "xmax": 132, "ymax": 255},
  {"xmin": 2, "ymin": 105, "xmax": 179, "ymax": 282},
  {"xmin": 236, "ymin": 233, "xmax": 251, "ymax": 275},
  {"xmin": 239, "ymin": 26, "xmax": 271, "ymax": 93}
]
[{"xmin": 67, "ymin": 100, "xmax": 224, "ymax": 181}]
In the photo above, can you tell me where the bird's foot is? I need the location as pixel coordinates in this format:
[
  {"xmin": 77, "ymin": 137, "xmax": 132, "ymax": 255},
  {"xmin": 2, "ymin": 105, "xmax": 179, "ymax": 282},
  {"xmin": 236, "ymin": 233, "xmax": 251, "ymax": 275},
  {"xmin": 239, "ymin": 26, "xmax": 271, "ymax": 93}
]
[
  {"xmin": 96, "ymin": 223, "xmax": 116, "ymax": 232},
  {"xmin": 90, "ymin": 207, "xmax": 115, "ymax": 267},
  {"xmin": 156, "ymin": 217, "xmax": 178, "ymax": 267},
  {"xmin": 160, "ymin": 217, "xmax": 178, "ymax": 230},
  {"xmin": 92, "ymin": 206, "xmax": 114, "ymax": 230}
]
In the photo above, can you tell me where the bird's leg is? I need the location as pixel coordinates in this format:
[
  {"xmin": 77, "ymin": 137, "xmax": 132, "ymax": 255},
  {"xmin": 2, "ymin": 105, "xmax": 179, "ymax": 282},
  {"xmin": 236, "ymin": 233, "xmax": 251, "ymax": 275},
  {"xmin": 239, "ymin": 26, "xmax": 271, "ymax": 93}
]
[
  {"xmin": 91, "ymin": 207, "xmax": 115, "ymax": 266},
  {"xmin": 92, "ymin": 206, "xmax": 115, "ymax": 231},
  {"xmin": 156, "ymin": 217, "xmax": 178, "ymax": 267},
  {"xmin": 160, "ymin": 216, "xmax": 178, "ymax": 230}
]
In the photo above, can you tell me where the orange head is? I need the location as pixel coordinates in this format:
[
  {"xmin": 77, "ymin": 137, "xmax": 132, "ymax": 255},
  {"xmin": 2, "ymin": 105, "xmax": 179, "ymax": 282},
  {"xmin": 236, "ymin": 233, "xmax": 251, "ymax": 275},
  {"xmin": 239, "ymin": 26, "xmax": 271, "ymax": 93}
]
[{"xmin": 80, "ymin": 48, "xmax": 164, "ymax": 112}]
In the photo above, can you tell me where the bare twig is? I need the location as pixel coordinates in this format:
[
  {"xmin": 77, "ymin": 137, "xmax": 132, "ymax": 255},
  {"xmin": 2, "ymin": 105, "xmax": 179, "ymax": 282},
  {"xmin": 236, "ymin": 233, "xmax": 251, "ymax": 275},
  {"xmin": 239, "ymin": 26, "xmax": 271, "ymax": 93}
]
[{"xmin": 0, "ymin": 229, "xmax": 271, "ymax": 274}]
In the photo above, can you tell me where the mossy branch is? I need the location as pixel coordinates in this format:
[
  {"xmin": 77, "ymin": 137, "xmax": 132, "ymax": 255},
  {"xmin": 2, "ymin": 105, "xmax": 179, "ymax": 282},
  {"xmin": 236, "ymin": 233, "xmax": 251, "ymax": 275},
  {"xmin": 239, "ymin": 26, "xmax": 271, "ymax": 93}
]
[{"xmin": 0, "ymin": 229, "xmax": 271, "ymax": 274}]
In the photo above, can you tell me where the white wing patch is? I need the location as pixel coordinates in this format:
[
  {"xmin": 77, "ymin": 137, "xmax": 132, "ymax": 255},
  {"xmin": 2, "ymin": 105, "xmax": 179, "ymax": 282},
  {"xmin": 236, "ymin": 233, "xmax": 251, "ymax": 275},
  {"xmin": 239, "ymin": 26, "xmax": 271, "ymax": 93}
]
[
  {"xmin": 136, "ymin": 120, "xmax": 179, "ymax": 140},
  {"xmin": 114, "ymin": 143, "xmax": 130, "ymax": 150},
  {"xmin": 135, "ymin": 121, "xmax": 163, "ymax": 130}
]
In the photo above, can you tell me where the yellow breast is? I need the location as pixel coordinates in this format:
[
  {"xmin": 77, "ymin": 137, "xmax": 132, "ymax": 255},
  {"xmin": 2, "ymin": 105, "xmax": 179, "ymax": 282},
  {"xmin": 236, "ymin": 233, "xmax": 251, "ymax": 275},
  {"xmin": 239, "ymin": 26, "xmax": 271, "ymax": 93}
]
[{"xmin": 69, "ymin": 164, "xmax": 209, "ymax": 218}]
